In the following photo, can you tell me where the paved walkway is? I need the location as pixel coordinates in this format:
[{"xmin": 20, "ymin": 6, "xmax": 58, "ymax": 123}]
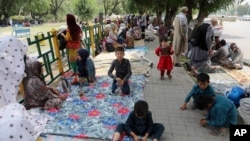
[{"xmin": 143, "ymin": 30, "xmax": 229, "ymax": 141}]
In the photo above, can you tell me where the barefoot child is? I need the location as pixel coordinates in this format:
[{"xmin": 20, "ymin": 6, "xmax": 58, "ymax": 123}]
[{"xmin": 155, "ymin": 36, "xmax": 174, "ymax": 79}]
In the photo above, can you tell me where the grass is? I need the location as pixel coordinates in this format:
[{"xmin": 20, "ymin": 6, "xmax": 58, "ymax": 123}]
[{"xmin": 0, "ymin": 23, "xmax": 65, "ymax": 55}]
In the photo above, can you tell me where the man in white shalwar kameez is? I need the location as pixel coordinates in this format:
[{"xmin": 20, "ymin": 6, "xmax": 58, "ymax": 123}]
[{"xmin": 172, "ymin": 6, "xmax": 188, "ymax": 67}]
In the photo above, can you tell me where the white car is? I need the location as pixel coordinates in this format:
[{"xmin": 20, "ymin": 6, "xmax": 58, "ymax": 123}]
[{"xmin": 241, "ymin": 15, "xmax": 250, "ymax": 21}]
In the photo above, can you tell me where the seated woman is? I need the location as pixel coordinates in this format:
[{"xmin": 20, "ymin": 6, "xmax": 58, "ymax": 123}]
[
  {"xmin": 23, "ymin": 60, "xmax": 67, "ymax": 110},
  {"xmin": 211, "ymin": 39, "xmax": 229, "ymax": 65}
]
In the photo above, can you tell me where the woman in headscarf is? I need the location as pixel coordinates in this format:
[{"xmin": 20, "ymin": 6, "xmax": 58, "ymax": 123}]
[
  {"xmin": 76, "ymin": 48, "xmax": 96, "ymax": 84},
  {"xmin": 22, "ymin": 60, "xmax": 67, "ymax": 109},
  {"xmin": 61, "ymin": 14, "xmax": 83, "ymax": 75}
]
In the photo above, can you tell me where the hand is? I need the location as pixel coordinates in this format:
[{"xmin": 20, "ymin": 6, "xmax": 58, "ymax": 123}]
[
  {"xmin": 200, "ymin": 119, "xmax": 207, "ymax": 126},
  {"xmin": 116, "ymin": 78, "xmax": 121, "ymax": 81},
  {"xmin": 118, "ymin": 79, "xmax": 124, "ymax": 86},
  {"xmin": 180, "ymin": 103, "xmax": 187, "ymax": 110},
  {"xmin": 59, "ymin": 95, "xmax": 67, "ymax": 101},
  {"xmin": 142, "ymin": 136, "xmax": 147, "ymax": 141},
  {"xmin": 133, "ymin": 135, "xmax": 139, "ymax": 141}
]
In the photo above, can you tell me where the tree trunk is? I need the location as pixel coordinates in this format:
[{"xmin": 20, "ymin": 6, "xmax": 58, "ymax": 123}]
[
  {"xmin": 164, "ymin": 6, "xmax": 178, "ymax": 31},
  {"xmin": 185, "ymin": 0, "xmax": 194, "ymax": 23},
  {"xmin": 155, "ymin": 10, "xmax": 162, "ymax": 26}
]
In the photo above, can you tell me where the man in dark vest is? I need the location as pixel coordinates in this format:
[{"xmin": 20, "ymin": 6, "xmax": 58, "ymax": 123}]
[{"xmin": 189, "ymin": 18, "xmax": 219, "ymax": 76}]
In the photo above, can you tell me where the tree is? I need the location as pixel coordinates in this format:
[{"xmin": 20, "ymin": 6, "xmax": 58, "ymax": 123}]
[
  {"xmin": 74, "ymin": 0, "xmax": 97, "ymax": 21},
  {"xmin": 50, "ymin": 0, "xmax": 65, "ymax": 22},
  {"xmin": 103, "ymin": 0, "xmax": 125, "ymax": 17}
]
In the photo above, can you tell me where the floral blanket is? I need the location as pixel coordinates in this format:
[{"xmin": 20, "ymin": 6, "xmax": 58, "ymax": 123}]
[{"xmin": 42, "ymin": 74, "xmax": 146, "ymax": 140}]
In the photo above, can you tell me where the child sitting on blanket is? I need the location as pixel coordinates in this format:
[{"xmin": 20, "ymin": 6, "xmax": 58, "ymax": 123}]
[
  {"xmin": 75, "ymin": 48, "xmax": 96, "ymax": 85},
  {"xmin": 108, "ymin": 47, "xmax": 132, "ymax": 95},
  {"xmin": 180, "ymin": 73, "xmax": 215, "ymax": 110},
  {"xmin": 112, "ymin": 100, "xmax": 165, "ymax": 141}
]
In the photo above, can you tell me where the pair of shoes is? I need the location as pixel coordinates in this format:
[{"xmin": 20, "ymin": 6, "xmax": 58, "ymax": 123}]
[{"xmin": 174, "ymin": 63, "xmax": 182, "ymax": 67}]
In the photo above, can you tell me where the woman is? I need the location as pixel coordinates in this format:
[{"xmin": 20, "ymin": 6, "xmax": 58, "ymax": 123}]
[
  {"xmin": 23, "ymin": 60, "xmax": 67, "ymax": 109},
  {"xmin": 61, "ymin": 14, "xmax": 83, "ymax": 75}
]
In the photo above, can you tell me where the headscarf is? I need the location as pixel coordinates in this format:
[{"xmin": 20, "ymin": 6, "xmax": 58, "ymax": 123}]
[
  {"xmin": 76, "ymin": 48, "xmax": 90, "ymax": 77},
  {"xmin": 0, "ymin": 36, "xmax": 28, "ymax": 107},
  {"xmin": 66, "ymin": 14, "xmax": 82, "ymax": 41},
  {"xmin": 25, "ymin": 60, "xmax": 43, "ymax": 78}
]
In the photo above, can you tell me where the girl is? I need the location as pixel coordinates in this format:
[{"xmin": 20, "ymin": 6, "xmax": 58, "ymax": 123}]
[
  {"xmin": 76, "ymin": 48, "xmax": 96, "ymax": 85},
  {"xmin": 155, "ymin": 36, "xmax": 174, "ymax": 79}
]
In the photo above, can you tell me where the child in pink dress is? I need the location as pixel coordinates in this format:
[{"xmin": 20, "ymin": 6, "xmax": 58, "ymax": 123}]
[{"xmin": 155, "ymin": 36, "xmax": 174, "ymax": 79}]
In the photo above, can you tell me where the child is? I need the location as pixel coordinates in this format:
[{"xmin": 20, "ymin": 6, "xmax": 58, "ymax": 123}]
[
  {"xmin": 180, "ymin": 73, "xmax": 215, "ymax": 110},
  {"xmin": 76, "ymin": 48, "xmax": 96, "ymax": 84},
  {"xmin": 112, "ymin": 100, "xmax": 165, "ymax": 141},
  {"xmin": 196, "ymin": 95, "xmax": 237, "ymax": 136},
  {"xmin": 155, "ymin": 36, "xmax": 174, "ymax": 79},
  {"xmin": 108, "ymin": 47, "xmax": 132, "ymax": 95}
]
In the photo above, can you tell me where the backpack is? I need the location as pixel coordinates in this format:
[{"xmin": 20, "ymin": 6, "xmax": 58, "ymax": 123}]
[{"xmin": 189, "ymin": 23, "xmax": 210, "ymax": 51}]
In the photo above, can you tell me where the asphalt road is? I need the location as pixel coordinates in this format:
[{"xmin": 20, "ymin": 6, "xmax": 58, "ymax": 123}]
[{"xmin": 221, "ymin": 20, "xmax": 250, "ymax": 59}]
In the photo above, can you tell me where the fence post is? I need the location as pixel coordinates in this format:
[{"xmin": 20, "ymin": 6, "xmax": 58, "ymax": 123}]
[
  {"xmin": 89, "ymin": 25, "xmax": 95, "ymax": 57},
  {"xmin": 51, "ymin": 29, "xmax": 64, "ymax": 74},
  {"xmin": 98, "ymin": 24, "xmax": 102, "ymax": 42}
]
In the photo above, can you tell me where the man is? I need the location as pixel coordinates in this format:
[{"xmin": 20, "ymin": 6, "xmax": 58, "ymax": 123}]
[
  {"xmin": 189, "ymin": 18, "xmax": 219, "ymax": 75},
  {"xmin": 138, "ymin": 11, "xmax": 147, "ymax": 39},
  {"xmin": 224, "ymin": 43, "xmax": 243, "ymax": 69},
  {"xmin": 172, "ymin": 6, "xmax": 188, "ymax": 67}
]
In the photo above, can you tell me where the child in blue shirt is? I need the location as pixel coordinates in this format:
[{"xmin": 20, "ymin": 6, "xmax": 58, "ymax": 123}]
[
  {"xmin": 112, "ymin": 100, "xmax": 165, "ymax": 141},
  {"xmin": 196, "ymin": 95, "xmax": 237, "ymax": 136},
  {"xmin": 180, "ymin": 73, "xmax": 215, "ymax": 110}
]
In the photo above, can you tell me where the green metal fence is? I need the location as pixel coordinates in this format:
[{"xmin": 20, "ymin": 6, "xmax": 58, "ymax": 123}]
[{"xmin": 25, "ymin": 24, "xmax": 104, "ymax": 85}]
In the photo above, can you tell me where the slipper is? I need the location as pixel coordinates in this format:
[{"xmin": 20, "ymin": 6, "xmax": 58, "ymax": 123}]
[{"xmin": 210, "ymin": 129, "xmax": 225, "ymax": 136}]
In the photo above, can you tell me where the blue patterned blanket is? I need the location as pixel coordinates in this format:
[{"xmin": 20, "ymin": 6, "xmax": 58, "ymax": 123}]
[{"xmin": 42, "ymin": 74, "xmax": 146, "ymax": 140}]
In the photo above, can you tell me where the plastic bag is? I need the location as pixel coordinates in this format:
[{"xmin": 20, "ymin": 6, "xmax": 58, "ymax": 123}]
[{"xmin": 225, "ymin": 86, "xmax": 245, "ymax": 107}]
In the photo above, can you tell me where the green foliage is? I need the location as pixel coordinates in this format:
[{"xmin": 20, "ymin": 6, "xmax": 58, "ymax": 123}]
[{"xmin": 74, "ymin": 0, "xmax": 97, "ymax": 21}]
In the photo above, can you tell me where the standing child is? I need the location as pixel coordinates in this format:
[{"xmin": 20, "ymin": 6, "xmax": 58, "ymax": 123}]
[
  {"xmin": 112, "ymin": 100, "xmax": 165, "ymax": 141},
  {"xmin": 155, "ymin": 36, "xmax": 174, "ymax": 79},
  {"xmin": 76, "ymin": 48, "xmax": 96, "ymax": 85},
  {"xmin": 180, "ymin": 73, "xmax": 215, "ymax": 110},
  {"xmin": 108, "ymin": 47, "xmax": 132, "ymax": 95}
]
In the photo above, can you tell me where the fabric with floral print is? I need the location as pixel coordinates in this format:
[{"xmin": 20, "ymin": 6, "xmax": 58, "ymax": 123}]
[{"xmin": 42, "ymin": 74, "xmax": 146, "ymax": 140}]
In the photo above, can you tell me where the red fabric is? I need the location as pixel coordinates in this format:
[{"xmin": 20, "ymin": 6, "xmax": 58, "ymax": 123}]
[
  {"xmin": 155, "ymin": 46, "xmax": 173, "ymax": 71},
  {"xmin": 66, "ymin": 41, "xmax": 81, "ymax": 49}
]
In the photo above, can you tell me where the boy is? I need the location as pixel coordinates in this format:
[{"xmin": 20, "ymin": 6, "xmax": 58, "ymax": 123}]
[
  {"xmin": 108, "ymin": 47, "xmax": 132, "ymax": 95},
  {"xmin": 112, "ymin": 100, "xmax": 165, "ymax": 141},
  {"xmin": 196, "ymin": 95, "xmax": 237, "ymax": 136},
  {"xmin": 180, "ymin": 73, "xmax": 215, "ymax": 110}
]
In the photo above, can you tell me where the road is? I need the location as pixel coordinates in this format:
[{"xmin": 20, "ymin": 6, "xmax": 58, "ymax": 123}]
[{"xmin": 221, "ymin": 20, "xmax": 250, "ymax": 59}]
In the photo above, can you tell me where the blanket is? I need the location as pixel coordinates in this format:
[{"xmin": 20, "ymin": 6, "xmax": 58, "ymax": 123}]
[{"xmin": 41, "ymin": 74, "xmax": 146, "ymax": 140}]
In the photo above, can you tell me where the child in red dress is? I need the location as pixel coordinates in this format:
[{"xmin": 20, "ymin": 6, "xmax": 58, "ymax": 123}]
[{"xmin": 155, "ymin": 36, "xmax": 174, "ymax": 79}]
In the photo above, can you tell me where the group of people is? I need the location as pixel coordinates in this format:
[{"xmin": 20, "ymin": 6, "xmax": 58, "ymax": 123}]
[
  {"xmin": 180, "ymin": 73, "xmax": 238, "ymax": 136},
  {"xmin": 0, "ymin": 8, "xmax": 244, "ymax": 140}
]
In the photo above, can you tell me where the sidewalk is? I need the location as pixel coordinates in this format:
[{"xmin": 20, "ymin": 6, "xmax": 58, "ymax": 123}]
[{"xmin": 143, "ymin": 30, "xmax": 229, "ymax": 141}]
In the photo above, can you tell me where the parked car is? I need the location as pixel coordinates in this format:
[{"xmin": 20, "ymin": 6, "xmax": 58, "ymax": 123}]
[{"xmin": 241, "ymin": 15, "xmax": 250, "ymax": 21}]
